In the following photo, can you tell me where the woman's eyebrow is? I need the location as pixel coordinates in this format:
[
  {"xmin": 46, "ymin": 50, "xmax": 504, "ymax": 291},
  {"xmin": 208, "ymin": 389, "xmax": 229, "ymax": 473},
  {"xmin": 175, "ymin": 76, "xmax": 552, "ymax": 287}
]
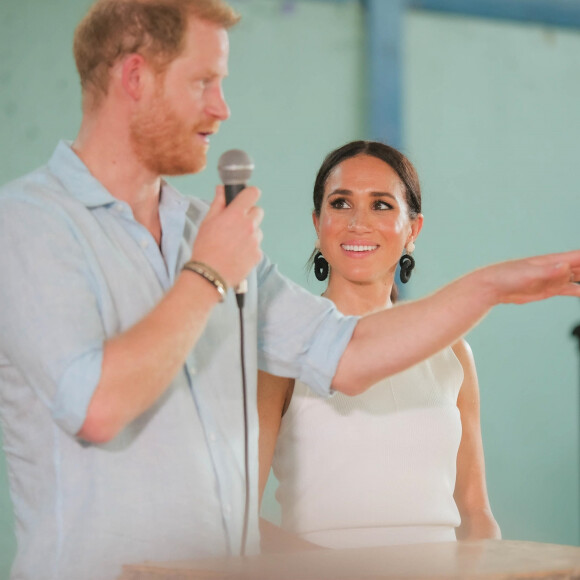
[
  {"xmin": 327, "ymin": 189, "xmax": 353, "ymax": 197},
  {"xmin": 328, "ymin": 189, "xmax": 395, "ymax": 199},
  {"xmin": 327, "ymin": 189, "xmax": 396, "ymax": 198},
  {"xmin": 370, "ymin": 191, "xmax": 396, "ymax": 200}
]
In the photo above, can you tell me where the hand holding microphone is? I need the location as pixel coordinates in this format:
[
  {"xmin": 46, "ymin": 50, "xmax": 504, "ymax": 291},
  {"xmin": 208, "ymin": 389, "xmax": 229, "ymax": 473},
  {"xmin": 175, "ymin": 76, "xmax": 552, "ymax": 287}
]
[
  {"xmin": 188, "ymin": 149, "xmax": 263, "ymax": 305},
  {"xmin": 218, "ymin": 149, "xmax": 256, "ymax": 300}
]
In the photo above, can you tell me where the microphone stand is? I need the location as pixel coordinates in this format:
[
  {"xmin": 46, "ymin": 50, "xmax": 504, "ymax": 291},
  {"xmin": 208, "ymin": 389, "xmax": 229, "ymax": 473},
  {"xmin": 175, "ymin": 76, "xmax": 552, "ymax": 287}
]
[{"xmin": 571, "ymin": 322, "xmax": 580, "ymax": 540}]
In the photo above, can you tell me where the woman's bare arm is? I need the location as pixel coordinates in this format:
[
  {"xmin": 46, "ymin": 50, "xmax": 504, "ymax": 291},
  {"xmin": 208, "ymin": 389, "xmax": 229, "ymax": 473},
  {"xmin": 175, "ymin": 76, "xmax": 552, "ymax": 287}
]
[
  {"xmin": 257, "ymin": 371, "xmax": 321, "ymax": 552},
  {"xmin": 257, "ymin": 370, "xmax": 293, "ymax": 503},
  {"xmin": 452, "ymin": 339, "xmax": 501, "ymax": 540}
]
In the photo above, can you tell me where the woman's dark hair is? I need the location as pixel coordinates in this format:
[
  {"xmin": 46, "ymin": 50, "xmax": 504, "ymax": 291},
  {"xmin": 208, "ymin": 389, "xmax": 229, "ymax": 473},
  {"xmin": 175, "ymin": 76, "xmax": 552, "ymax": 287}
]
[
  {"xmin": 313, "ymin": 140, "xmax": 421, "ymax": 219},
  {"xmin": 309, "ymin": 140, "xmax": 422, "ymax": 302}
]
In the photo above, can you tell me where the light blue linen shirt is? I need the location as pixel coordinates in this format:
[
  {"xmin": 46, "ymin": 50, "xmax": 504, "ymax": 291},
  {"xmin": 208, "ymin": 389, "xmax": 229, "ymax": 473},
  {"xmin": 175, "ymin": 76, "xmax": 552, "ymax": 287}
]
[{"xmin": 0, "ymin": 141, "xmax": 358, "ymax": 580}]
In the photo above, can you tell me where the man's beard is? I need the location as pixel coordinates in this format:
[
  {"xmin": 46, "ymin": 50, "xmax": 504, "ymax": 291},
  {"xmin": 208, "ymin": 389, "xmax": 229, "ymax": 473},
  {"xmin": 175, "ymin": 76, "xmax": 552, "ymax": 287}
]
[{"xmin": 129, "ymin": 89, "xmax": 210, "ymax": 176}]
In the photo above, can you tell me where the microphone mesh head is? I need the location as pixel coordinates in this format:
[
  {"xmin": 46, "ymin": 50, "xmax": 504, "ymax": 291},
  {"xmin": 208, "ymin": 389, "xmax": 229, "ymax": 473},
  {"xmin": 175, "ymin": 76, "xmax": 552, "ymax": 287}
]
[{"xmin": 217, "ymin": 149, "xmax": 254, "ymax": 185}]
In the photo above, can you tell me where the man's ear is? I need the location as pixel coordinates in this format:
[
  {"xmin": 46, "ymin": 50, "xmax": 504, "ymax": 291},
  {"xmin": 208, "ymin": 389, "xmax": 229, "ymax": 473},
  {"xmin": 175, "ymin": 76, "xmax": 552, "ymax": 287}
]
[{"xmin": 120, "ymin": 54, "xmax": 149, "ymax": 101}]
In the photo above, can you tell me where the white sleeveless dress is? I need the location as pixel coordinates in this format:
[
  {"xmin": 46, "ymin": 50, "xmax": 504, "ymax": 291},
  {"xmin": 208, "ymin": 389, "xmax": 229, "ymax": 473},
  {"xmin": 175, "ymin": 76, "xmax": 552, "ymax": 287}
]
[{"xmin": 272, "ymin": 346, "xmax": 464, "ymax": 548}]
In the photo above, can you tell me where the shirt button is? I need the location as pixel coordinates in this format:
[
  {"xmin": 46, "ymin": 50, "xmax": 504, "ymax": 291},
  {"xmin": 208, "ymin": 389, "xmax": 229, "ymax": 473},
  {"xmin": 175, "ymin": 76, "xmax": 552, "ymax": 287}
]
[
  {"xmin": 188, "ymin": 364, "xmax": 196, "ymax": 375},
  {"xmin": 140, "ymin": 239, "xmax": 149, "ymax": 249},
  {"xmin": 209, "ymin": 432, "xmax": 217, "ymax": 442},
  {"xmin": 224, "ymin": 504, "xmax": 232, "ymax": 517},
  {"xmin": 115, "ymin": 204, "xmax": 124, "ymax": 213}
]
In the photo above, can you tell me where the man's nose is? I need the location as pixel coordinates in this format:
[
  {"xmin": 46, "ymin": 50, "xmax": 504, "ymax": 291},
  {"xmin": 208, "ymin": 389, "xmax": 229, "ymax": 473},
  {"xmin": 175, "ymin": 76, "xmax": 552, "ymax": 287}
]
[{"xmin": 208, "ymin": 86, "xmax": 230, "ymax": 121}]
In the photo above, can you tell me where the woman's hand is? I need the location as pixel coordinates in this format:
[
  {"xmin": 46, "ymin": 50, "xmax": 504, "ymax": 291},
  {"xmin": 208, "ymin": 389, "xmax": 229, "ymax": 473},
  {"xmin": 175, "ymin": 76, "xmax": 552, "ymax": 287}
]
[{"xmin": 456, "ymin": 509, "xmax": 502, "ymax": 541}]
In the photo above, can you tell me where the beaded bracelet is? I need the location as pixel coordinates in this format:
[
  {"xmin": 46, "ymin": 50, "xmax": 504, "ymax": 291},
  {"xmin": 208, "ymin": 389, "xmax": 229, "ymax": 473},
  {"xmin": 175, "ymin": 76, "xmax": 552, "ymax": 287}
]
[{"xmin": 182, "ymin": 260, "xmax": 228, "ymax": 302}]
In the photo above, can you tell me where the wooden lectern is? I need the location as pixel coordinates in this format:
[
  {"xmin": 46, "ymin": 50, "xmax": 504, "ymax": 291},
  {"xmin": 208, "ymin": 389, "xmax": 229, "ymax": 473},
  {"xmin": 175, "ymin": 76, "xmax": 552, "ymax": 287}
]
[{"xmin": 119, "ymin": 540, "xmax": 580, "ymax": 579}]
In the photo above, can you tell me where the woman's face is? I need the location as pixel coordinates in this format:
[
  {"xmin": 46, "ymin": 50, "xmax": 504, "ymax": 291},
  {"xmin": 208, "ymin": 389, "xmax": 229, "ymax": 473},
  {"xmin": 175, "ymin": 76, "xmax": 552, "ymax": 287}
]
[{"xmin": 314, "ymin": 154, "xmax": 422, "ymax": 286}]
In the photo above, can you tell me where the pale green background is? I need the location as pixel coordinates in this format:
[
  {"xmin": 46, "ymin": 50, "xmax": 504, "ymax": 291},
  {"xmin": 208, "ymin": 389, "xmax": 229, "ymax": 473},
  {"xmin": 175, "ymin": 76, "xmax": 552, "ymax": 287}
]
[{"xmin": 1, "ymin": 0, "xmax": 580, "ymax": 577}]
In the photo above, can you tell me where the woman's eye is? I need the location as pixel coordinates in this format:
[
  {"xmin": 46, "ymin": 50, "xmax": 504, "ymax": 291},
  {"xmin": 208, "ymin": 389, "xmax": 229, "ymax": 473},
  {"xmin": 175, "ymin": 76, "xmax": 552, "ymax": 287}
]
[
  {"xmin": 330, "ymin": 198, "xmax": 350, "ymax": 209},
  {"xmin": 374, "ymin": 200, "xmax": 393, "ymax": 210}
]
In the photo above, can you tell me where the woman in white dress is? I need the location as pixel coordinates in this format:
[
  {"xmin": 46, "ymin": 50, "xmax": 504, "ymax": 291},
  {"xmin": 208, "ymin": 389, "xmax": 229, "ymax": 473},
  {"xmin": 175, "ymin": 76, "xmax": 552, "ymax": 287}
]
[{"xmin": 258, "ymin": 140, "xmax": 501, "ymax": 550}]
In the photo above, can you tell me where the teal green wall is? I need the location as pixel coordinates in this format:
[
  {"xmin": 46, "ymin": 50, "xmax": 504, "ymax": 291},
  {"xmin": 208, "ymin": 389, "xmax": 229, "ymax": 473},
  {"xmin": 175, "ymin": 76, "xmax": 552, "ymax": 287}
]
[
  {"xmin": 1, "ymin": 0, "xmax": 580, "ymax": 577},
  {"xmin": 404, "ymin": 10, "xmax": 580, "ymax": 545}
]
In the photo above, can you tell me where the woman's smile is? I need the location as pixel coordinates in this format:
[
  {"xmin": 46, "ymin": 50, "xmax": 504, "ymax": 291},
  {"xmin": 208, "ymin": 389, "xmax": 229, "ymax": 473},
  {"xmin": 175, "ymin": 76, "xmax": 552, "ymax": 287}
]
[{"xmin": 340, "ymin": 243, "xmax": 379, "ymax": 255}]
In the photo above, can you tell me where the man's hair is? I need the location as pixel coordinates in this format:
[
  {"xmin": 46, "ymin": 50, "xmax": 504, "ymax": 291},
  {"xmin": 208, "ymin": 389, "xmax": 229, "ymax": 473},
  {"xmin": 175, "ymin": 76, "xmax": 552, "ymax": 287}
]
[{"xmin": 73, "ymin": 0, "xmax": 240, "ymax": 105}]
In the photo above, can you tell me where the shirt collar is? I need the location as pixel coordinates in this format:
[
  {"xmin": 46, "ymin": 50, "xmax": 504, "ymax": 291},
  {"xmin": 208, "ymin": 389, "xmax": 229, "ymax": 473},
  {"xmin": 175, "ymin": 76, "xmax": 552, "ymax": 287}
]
[
  {"xmin": 159, "ymin": 180, "xmax": 190, "ymax": 213},
  {"xmin": 47, "ymin": 140, "xmax": 190, "ymax": 212},
  {"xmin": 48, "ymin": 141, "xmax": 117, "ymax": 208}
]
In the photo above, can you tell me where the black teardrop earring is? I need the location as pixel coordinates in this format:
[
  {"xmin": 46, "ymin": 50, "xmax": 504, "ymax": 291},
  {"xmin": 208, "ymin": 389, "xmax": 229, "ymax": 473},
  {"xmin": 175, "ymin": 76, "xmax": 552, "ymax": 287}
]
[
  {"xmin": 314, "ymin": 251, "xmax": 329, "ymax": 282},
  {"xmin": 399, "ymin": 241, "xmax": 416, "ymax": 284}
]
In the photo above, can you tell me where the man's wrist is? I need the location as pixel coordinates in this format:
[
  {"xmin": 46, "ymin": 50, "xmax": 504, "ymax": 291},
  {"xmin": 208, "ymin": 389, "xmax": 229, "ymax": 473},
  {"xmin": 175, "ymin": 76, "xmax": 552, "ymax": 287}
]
[
  {"xmin": 182, "ymin": 260, "xmax": 228, "ymax": 302},
  {"xmin": 459, "ymin": 267, "xmax": 499, "ymax": 309}
]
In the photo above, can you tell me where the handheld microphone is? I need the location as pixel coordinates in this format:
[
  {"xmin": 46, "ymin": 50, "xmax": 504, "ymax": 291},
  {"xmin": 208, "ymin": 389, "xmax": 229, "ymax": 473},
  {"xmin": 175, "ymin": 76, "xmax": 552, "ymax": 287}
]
[
  {"xmin": 217, "ymin": 149, "xmax": 255, "ymax": 303},
  {"xmin": 217, "ymin": 149, "xmax": 255, "ymax": 556}
]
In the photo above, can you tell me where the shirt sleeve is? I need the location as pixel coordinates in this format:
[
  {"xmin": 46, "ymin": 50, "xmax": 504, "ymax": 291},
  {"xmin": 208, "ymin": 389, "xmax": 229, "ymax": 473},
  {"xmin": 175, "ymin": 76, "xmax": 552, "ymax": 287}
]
[
  {"xmin": 256, "ymin": 256, "xmax": 359, "ymax": 397},
  {"xmin": 0, "ymin": 193, "xmax": 105, "ymax": 435}
]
